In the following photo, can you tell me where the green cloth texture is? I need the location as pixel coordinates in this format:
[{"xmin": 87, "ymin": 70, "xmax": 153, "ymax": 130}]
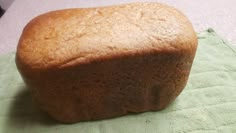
[{"xmin": 0, "ymin": 29, "xmax": 236, "ymax": 133}]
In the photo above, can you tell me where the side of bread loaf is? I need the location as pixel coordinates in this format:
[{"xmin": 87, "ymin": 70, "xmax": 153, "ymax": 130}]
[{"xmin": 16, "ymin": 2, "xmax": 198, "ymax": 123}]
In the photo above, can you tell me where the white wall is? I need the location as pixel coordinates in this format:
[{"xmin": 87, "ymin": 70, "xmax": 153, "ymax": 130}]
[{"xmin": 0, "ymin": 0, "xmax": 15, "ymax": 9}]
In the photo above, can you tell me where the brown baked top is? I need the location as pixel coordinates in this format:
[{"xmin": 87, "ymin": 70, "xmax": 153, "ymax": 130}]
[{"xmin": 16, "ymin": 2, "xmax": 197, "ymax": 70}]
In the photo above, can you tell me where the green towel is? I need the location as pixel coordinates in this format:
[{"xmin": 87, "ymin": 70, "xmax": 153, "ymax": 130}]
[{"xmin": 0, "ymin": 29, "xmax": 236, "ymax": 133}]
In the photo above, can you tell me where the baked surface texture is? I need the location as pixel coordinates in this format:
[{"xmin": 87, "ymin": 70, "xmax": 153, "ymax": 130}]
[{"xmin": 16, "ymin": 2, "xmax": 198, "ymax": 123}]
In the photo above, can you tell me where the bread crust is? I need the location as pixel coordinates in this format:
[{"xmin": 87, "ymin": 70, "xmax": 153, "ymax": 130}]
[{"xmin": 16, "ymin": 2, "xmax": 198, "ymax": 123}]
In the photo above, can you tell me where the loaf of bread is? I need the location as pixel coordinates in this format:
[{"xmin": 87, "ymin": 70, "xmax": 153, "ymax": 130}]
[{"xmin": 16, "ymin": 2, "xmax": 198, "ymax": 123}]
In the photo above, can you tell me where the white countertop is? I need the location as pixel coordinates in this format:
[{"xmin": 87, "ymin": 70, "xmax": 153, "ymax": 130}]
[{"xmin": 0, "ymin": 0, "xmax": 235, "ymax": 55}]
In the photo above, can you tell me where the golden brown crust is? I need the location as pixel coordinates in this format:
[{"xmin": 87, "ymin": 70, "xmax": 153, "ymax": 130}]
[
  {"xmin": 16, "ymin": 2, "xmax": 196, "ymax": 70},
  {"xmin": 16, "ymin": 2, "xmax": 198, "ymax": 123}
]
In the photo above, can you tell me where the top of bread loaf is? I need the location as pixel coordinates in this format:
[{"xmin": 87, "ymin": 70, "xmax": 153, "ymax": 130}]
[{"xmin": 16, "ymin": 2, "xmax": 197, "ymax": 70}]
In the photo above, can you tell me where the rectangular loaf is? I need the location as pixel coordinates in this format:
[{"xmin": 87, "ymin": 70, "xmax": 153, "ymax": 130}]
[{"xmin": 16, "ymin": 2, "xmax": 198, "ymax": 123}]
